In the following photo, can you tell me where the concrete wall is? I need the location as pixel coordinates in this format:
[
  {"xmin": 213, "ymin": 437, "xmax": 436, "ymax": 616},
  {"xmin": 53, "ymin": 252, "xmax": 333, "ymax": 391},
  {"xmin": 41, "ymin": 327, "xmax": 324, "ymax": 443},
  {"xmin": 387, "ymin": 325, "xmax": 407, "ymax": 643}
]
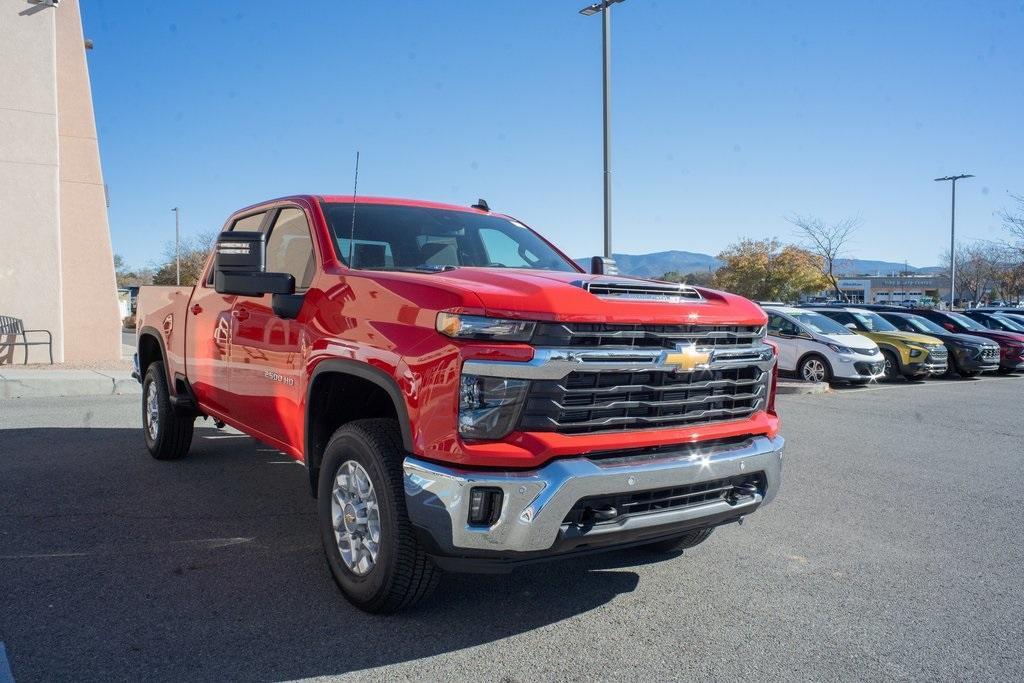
[
  {"xmin": 55, "ymin": 0, "xmax": 121, "ymax": 361},
  {"xmin": 0, "ymin": 0, "xmax": 63, "ymax": 363},
  {"xmin": 0, "ymin": 0, "xmax": 120, "ymax": 363}
]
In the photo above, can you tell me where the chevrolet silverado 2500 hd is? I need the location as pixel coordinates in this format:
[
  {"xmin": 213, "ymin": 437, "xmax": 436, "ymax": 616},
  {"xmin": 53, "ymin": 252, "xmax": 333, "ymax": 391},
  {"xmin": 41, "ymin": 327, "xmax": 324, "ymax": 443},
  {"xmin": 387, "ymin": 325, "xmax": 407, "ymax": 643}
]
[{"xmin": 135, "ymin": 195, "xmax": 784, "ymax": 613}]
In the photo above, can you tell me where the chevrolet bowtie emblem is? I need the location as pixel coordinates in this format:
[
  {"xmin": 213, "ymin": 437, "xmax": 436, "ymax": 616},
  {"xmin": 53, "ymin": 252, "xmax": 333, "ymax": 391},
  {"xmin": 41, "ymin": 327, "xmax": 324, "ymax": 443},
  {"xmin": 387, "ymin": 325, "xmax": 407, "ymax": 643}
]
[{"xmin": 664, "ymin": 345, "xmax": 711, "ymax": 373}]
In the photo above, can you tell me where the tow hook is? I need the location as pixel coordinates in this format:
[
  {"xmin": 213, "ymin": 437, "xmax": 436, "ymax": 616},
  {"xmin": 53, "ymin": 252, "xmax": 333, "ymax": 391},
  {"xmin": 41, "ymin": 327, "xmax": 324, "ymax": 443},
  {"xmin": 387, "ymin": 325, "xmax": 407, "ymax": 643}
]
[
  {"xmin": 728, "ymin": 482, "xmax": 759, "ymax": 505},
  {"xmin": 583, "ymin": 505, "xmax": 618, "ymax": 523}
]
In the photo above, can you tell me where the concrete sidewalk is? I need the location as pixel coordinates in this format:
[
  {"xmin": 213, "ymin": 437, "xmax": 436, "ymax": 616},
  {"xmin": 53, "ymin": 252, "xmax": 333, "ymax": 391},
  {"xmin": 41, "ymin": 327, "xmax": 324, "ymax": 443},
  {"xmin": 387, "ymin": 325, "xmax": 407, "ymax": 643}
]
[{"xmin": 0, "ymin": 368, "xmax": 140, "ymax": 399}]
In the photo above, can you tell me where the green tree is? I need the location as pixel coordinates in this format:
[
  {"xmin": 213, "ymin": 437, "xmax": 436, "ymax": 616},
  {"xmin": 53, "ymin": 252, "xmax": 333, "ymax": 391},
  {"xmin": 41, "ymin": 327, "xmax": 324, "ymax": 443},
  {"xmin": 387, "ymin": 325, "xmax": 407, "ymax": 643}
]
[{"xmin": 712, "ymin": 238, "xmax": 830, "ymax": 302}]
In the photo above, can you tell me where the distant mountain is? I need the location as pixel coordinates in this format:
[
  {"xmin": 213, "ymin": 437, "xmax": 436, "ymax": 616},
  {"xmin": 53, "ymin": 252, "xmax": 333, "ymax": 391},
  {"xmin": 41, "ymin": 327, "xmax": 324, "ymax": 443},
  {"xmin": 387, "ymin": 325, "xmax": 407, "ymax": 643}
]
[
  {"xmin": 575, "ymin": 251, "xmax": 941, "ymax": 277},
  {"xmin": 574, "ymin": 251, "xmax": 721, "ymax": 277}
]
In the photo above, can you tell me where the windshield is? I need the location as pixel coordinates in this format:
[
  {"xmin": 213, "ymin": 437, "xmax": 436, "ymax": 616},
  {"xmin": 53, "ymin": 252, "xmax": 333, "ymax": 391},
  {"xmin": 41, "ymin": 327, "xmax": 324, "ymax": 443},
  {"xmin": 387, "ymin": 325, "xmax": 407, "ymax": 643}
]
[
  {"xmin": 947, "ymin": 312, "xmax": 987, "ymax": 331},
  {"xmin": 790, "ymin": 311, "xmax": 855, "ymax": 335},
  {"xmin": 993, "ymin": 315, "xmax": 1024, "ymax": 332},
  {"xmin": 851, "ymin": 311, "xmax": 898, "ymax": 332},
  {"xmin": 904, "ymin": 315, "xmax": 947, "ymax": 335},
  {"xmin": 321, "ymin": 202, "xmax": 578, "ymax": 273}
]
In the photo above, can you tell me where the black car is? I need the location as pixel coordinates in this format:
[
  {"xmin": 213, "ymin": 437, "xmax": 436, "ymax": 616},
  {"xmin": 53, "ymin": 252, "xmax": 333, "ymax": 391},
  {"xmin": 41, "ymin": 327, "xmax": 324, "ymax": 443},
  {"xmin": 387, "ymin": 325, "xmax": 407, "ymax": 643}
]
[
  {"xmin": 908, "ymin": 309, "xmax": 1024, "ymax": 374},
  {"xmin": 879, "ymin": 312, "xmax": 1000, "ymax": 376}
]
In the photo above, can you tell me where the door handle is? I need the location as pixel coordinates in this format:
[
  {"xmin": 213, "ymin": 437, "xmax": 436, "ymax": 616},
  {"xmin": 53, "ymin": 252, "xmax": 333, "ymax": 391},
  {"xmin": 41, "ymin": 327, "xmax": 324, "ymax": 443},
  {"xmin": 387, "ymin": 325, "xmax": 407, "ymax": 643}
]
[
  {"xmin": 232, "ymin": 309, "xmax": 250, "ymax": 321},
  {"xmin": 191, "ymin": 304, "xmax": 203, "ymax": 315}
]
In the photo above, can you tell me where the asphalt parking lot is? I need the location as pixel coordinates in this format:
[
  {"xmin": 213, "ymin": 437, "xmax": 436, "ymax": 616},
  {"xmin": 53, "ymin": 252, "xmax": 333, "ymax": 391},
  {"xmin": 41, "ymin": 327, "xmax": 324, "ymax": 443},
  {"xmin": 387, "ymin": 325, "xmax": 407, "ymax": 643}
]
[{"xmin": 2, "ymin": 376, "xmax": 1023, "ymax": 681}]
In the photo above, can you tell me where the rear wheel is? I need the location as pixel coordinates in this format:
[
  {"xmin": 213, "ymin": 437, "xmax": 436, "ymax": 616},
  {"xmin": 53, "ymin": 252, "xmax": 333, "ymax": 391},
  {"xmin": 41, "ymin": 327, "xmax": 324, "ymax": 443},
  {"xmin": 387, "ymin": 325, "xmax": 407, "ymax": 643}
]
[
  {"xmin": 317, "ymin": 419, "xmax": 440, "ymax": 613},
  {"xmin": 881, "ymin": 350, "xmax": 901, "ymax": 381},
  {"xmin": 142, "ymin": 363, "xmax": 194, "ymax": 460},
  {"xmin": 641, "ymin": 527, "xmax": 715, "ymax": 553},
  {"xmin": 798, "ymin": 355, "xmax": 831, "ymax": 383}
]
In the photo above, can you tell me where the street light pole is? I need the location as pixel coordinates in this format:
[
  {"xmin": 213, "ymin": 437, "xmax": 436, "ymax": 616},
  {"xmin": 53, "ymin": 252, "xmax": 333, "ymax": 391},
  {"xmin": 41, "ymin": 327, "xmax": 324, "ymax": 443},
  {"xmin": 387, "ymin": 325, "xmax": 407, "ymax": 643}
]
[
  {"xmin": 580, "ymin": 0, "xmax": 624, "ymax": 259},
  {"xmin": 171, "ymin": 207, "xmax": 181, "ymax": 286},
  {"xmin": 934, "ymin": 174, "xmax": 973, "ymax": 309}
]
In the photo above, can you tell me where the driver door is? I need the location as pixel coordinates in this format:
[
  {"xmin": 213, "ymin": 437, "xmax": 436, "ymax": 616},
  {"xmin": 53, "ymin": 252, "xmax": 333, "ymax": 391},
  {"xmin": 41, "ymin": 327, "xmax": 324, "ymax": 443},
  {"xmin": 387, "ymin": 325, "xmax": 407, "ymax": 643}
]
[{"xmin": 766, "ymin": 314, "xmax": 799, "ymax": 371}]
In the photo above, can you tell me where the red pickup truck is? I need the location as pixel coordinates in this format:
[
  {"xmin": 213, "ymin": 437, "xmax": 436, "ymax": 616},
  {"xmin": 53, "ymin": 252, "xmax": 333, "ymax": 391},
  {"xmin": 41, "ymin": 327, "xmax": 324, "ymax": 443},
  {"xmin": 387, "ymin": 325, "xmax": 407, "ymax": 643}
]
[{"xmin": 135, "ymin": 195, "xmax": 784, "ymax": 613}]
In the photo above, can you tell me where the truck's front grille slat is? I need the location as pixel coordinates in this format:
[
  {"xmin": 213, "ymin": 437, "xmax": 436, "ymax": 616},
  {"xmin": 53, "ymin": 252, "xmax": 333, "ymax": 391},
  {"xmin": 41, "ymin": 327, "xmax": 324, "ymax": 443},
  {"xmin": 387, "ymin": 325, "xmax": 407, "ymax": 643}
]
[
  {"xmin": 562, "ymin": 472, "xmax": 767, "ymax": 525},
  {"xmin": 531, "ymin": 323, "xmax": 766, "ymax": 349}
]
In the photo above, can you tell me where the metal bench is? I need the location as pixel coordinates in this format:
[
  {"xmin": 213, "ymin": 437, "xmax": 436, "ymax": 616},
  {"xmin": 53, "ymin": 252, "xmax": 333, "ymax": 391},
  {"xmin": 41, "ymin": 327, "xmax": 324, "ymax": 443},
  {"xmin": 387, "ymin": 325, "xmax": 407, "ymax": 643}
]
[{"xmin": 0, "ymin": 315, "xmax": 53, "ymax": 365}]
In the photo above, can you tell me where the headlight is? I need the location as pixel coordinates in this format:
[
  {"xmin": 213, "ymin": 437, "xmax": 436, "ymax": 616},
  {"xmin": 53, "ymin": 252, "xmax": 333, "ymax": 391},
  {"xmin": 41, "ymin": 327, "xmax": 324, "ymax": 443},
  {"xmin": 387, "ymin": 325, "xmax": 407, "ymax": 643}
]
[
  {"xmin": 459, "ymin": 375, "xmax": 528, "ymax": 440},
  {"xmin": 908, "ymin": 347, "xmax": 923, "ymax": 358},
  {"xmin": 826, "ymin": 343, "xmax": 854, "ymax": 354},
  {"xmin": 436, "ymin": 313, "xmax": 536, "ymax": 342}
]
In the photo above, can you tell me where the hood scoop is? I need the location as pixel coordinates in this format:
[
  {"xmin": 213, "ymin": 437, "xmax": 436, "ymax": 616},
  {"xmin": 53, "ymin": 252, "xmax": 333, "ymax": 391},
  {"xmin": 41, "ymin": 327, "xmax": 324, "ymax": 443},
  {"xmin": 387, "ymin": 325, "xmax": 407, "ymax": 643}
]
[{"xmin": 579, "ymin": 279, "xmax": 704, "ymax": 303}]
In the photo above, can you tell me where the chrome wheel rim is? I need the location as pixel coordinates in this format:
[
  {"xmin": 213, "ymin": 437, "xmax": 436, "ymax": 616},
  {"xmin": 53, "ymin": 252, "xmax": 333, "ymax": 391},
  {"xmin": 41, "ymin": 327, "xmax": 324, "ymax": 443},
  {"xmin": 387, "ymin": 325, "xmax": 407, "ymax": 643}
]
[
  {"xmin": 145, "ymin": 381, "xmax": 159, "ymax": 440},
  {"xmin": 802, "ymin": 359, "xmax": 826, "ymax": 382},
  {"xmin": 331, "ymin": 460, "xmax": 381, "ymax": 576}
]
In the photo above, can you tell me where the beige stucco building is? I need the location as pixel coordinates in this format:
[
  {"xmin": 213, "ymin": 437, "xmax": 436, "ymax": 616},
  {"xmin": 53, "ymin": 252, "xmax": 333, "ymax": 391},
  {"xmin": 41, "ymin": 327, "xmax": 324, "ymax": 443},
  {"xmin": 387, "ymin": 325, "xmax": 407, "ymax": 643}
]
[{"xmin": 0, "ymin": 0, "xmax": 121, "ymax": 363}]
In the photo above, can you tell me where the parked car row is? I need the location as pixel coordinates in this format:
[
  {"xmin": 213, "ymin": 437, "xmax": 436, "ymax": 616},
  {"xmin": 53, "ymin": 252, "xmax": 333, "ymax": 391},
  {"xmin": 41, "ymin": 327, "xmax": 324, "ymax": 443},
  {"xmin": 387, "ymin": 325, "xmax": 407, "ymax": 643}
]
[{"xmin": 762, "ymin": 303, "xmax": 1024, "ymax": 384}]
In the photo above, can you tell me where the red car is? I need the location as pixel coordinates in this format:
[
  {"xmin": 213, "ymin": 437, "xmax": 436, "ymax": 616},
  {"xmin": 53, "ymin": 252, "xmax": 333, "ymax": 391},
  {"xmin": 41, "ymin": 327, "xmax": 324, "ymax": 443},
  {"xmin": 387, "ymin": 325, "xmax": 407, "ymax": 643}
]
[{"xmin": 136, "ymin": 195, "xmax": 784, "ymax": 612}]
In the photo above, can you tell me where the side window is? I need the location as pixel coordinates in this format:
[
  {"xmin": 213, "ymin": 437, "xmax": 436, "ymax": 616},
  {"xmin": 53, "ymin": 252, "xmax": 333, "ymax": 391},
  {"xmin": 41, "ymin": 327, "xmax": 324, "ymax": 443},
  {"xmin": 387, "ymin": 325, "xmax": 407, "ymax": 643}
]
[
  {"xmin": 830, "ymin": 312, "xmax": 853, "ymax": 327},
  {"xmin": 206, "ymin": 211, "xmax": 268, "ymax": 285},
  {"xmin": 232, "ymin": 212, "xmax": 266, "ymax": 232},
  {"xmin": 266, "ymin": 208, "xmax": 315, "ymax": 291},
  {"xmin": 767, "ymin": 314, "xmax": 786, "ymax": 336}
]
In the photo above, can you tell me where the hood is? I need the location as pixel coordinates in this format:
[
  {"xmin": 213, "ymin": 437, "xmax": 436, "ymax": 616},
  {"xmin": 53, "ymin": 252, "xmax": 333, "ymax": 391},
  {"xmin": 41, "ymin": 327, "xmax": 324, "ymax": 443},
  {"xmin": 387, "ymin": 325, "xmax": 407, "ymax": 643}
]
[
  {"xmin": 873, "ymin": 330, "xmax": 944, "ymax": 346},
  {"xmin": 368, "ymin": 268, "xmax": 768, "ymax": 325},
  {"xmin": 943, "ymin": 332, "xmax": 999, "ymax": 347},
  {"xmin": 818, "ymin": 332, "xmax": 877, "ymax": 351},
  {"xmin": 972, "ymin": 329, "xmax": 1024, "ymax": 344}
]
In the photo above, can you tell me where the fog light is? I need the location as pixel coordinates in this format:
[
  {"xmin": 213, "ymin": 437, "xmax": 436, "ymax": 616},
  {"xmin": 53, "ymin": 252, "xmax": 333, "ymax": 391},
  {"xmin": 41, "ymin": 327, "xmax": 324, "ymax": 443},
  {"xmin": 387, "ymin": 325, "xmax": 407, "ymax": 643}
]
[{"xmin": 468, "ymin": 487, "xmax": 503, "ymax": 526}]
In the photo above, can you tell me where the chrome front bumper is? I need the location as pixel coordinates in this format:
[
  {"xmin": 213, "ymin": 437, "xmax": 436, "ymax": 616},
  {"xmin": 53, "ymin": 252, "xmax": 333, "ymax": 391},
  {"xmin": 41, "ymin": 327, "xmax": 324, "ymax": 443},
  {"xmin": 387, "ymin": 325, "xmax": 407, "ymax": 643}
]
[{"xmin": 403, "ymin": 435, "xmax": 784, "ymax": 557}]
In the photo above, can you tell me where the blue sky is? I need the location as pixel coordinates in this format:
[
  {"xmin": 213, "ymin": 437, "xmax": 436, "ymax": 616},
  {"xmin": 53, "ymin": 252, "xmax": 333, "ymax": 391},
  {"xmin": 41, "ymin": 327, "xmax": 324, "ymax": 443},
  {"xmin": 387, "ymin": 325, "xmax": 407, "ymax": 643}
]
[{"xmin": 83, "ymin": 1, "xmax": 1024, "ymax": 269}]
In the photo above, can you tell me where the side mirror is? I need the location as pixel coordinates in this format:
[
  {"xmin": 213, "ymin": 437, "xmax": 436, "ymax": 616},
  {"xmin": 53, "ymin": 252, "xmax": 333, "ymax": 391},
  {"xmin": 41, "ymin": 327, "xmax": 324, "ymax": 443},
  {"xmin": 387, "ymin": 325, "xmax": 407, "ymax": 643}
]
[
  {"xmin": 213, "ymin": 231, "xmax": 295, "ymax": 297},
  {"xmin": 591, "ymin": 256, "xmax": 619, "ymax": 275},
  {"xmin": 844, "ymin": 323, "xmax": 857, "ymax": 330},
  {"xmin": 943, "ymin": 322, "xmax": 955, "ymax": 331}
]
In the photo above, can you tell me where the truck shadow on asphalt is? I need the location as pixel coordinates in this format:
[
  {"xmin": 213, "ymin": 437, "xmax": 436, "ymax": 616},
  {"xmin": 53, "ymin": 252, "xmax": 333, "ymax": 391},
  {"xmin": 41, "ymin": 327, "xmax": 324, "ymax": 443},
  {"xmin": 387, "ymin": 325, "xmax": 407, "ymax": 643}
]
[{"xmin": 0, "ymin": 426, "xmax": 650, "ymax": 682}]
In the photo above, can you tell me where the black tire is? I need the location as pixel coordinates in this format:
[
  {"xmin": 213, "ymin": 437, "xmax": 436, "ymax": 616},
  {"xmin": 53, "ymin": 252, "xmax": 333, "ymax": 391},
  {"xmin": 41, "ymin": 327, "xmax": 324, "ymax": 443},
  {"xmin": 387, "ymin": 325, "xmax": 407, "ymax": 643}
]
[
  {"xmin": 142, "ymin": 363, "xmax": 194, "ymax": 460},
  {"xmin": 881, "ymin": 350, "xmax": 901, "ymax": 381},
  {"xmin": 797, "ymin": 354, "xmax": 832, "ymax": 383},
  {"xmin": 641, "ymin": 527, "xmax": 715, "ymax": 553},
  {"xmin": 317, "ymin": 419, "xmax": 440, "ymax": 614}
]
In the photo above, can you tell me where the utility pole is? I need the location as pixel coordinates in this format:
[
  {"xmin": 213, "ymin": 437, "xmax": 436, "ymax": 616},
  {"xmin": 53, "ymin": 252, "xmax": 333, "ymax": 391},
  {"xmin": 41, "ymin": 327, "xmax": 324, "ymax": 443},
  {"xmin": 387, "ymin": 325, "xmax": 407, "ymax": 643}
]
[
  {"xmin": 580, "ymin": 0, "xmax": 625, "ymax": 258},
  {"xmin": 171, "ymin": 207, "xmax": 181, "ymax": 286},
  {"xmin": 934, "ymin": 174, "xmax": 973, "ymax": 309}
]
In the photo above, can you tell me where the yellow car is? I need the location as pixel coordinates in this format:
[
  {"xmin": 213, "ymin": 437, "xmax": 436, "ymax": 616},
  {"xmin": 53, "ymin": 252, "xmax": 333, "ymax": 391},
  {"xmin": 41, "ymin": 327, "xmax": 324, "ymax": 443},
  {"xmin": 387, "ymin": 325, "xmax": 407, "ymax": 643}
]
[{"xmin": 811, "ymin": 308, "xmax": 948, "ymax": 380}]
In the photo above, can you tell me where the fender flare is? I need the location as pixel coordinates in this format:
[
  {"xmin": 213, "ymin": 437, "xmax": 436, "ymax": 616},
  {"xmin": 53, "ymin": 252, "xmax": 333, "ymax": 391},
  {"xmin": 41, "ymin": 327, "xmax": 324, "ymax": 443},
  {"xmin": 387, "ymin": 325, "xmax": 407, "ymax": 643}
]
[
  {"xmin": 304, "ymin": 358, "xmax": 415, "ymax": 468},
  {"xmin": 137, "ymin": 326, "xmax": 173, "ymax": 394}
]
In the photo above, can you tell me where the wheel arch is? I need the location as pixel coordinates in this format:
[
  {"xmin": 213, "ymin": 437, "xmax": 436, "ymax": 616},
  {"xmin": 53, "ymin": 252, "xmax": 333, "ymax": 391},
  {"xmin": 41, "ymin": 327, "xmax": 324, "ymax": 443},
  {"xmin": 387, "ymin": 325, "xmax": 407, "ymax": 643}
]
[
  {"xmin": 796, "ymin": 351, "xmax": 832, "ymax": 379},
  {"xmin": 304, "ymin": 359, "xmax": 414, "ymax": 497},
  {"xmin": 138, "ymin": 326, "xmax": 171, "ymax": 390},
  {"xmin": 876, "ymin": 343, "xmax": 904, "ymax": 370}
]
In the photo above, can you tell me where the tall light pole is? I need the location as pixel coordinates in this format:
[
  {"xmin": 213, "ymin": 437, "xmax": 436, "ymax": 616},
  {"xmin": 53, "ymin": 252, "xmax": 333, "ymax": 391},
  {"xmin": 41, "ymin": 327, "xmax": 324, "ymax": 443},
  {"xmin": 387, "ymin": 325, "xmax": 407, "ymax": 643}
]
[
  {"xmin": 171, "ymin": 207, "xmax": 181, "ymax": 286},
  {"xmin": 580, "ymin": 0, "xmax": 624, "ymax": 259},
  {"xmin": 934, "ymin": 174, "xmax": 973, "ymax": 308}
]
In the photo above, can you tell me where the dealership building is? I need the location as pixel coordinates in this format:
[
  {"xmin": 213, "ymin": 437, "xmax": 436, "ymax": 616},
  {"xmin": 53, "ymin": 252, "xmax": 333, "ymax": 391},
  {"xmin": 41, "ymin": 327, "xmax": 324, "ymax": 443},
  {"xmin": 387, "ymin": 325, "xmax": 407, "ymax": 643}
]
[{"xmin": 833, "ymin": 275, "xmax": 952, "ymax": 305}]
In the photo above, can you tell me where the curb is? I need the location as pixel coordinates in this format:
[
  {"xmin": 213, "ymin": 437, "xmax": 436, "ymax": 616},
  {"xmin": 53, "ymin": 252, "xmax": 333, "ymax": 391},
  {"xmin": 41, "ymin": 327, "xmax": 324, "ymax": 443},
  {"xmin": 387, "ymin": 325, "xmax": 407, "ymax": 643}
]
[
  {"xmin": 0, "ymin": 370, "xmax": 141, "ymax": 399},
  {"xmin": 776, "ymin": 380, "xmax": 829, "ymax": 395}
]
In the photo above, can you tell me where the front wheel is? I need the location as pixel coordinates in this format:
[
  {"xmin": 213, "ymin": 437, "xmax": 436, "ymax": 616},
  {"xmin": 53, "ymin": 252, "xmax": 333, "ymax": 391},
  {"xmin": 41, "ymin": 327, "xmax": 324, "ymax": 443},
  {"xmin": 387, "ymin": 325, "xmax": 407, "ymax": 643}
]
[
  {"xmin": 317, "ymin": 419, "xmax": 440, "ymax": 613},
  {"xmin": 798, "ymin": 355, "xmax": 831, "ymax": 383},
  {"xmin": 142, "ymin": 363, "xmax": 194, "ymax": 460},
  {"xmin": 881, "ymin": 350, "xmax": 901, "ymax": 381}
]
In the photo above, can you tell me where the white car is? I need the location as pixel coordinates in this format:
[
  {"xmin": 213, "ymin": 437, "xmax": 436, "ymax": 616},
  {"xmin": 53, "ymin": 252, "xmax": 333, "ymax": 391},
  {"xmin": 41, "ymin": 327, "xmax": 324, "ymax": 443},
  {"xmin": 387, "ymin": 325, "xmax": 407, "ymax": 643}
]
[{"xmin": 763, "ymin": 306, "xmax": 886, "ymax": 384}]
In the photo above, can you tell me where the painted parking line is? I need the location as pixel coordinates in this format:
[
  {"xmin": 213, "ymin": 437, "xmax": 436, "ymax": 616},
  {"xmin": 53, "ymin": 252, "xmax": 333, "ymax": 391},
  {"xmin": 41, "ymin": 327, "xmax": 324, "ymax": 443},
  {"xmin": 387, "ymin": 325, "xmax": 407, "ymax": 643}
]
[{"xmin": 0, "ymin": 641, "xmax": 14, "ymax": 683}]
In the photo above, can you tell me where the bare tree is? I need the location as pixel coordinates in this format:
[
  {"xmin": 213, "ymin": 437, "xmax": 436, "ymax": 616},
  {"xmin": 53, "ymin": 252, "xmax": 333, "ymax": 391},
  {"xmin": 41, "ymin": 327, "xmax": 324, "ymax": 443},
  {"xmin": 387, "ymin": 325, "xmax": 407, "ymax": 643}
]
[
  {"xmin": 940, "ymin": 240, "xmax": 1004, "ymax": 304},
  {"xmin": 787, "ymin": 214, "xmax": 861, "ymax": 300},
  {"xmin": 1001, "ymin": 193, "xmax": 1024, "ymax": 252}
]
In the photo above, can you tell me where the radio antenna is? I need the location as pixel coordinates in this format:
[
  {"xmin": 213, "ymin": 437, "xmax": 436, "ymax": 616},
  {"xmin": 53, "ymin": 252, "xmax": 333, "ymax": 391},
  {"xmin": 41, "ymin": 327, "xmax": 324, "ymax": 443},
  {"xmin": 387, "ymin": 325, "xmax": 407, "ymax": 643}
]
[{"xmin": 347, "ymin": 151, "xmax": 360, "ymax": 267}]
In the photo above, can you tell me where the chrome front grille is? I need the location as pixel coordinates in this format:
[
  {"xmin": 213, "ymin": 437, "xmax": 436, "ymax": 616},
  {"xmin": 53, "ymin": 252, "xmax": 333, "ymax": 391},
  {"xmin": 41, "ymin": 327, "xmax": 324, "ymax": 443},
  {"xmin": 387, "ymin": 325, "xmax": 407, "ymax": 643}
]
[
  {"xmin": 519, "ymin": 366, "xmax": 768, "ymax": 434},
  {"xmin": 927, "ymin": 345, "xmax": 948, "ymax": 362},
  {"xmin": 981, "ymin": 346, "xmax": 1000, "ymax": 361},
  {"xmin": 531, "ymin": 323, "xmax": 766, "ymax": 350}
]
